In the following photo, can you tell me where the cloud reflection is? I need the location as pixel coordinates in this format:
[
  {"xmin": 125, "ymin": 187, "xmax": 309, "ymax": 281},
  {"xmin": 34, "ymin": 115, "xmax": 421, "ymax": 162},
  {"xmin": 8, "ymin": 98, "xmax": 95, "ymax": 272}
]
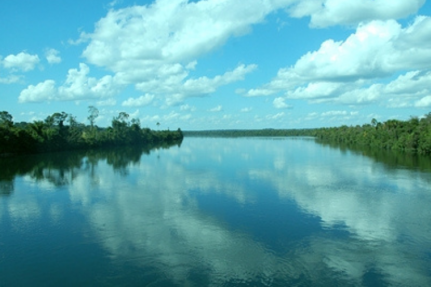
[{"xmin": 1, "ymin": 138, "xmax": 430, "ymax": 286}]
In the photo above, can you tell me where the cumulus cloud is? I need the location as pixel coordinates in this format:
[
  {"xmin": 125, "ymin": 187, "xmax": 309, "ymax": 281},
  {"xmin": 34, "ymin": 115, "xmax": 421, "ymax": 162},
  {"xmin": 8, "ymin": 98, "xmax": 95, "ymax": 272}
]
[
  {"xmin": 19, "ymin": 63, "xmax": 121, "ymax": 103},
  {"xmin": 81, "ymin": 0, "xmax": 289, "ymax": 69},
  {"xmin": 335, "ymin": 70, "xmax": 431, "ymax": 106},
  {"xmin": 135, "ymin": 63, "xmax": 257, "ymax": 105},
  {"xmin": 273, "ymin": 97, "xmax": 292, "ymax": 109},
  {"xmin": 246, "ymin": 16, "xmax": 431, "ymax": 107},
  {"xmin": 19, "ymin": 0, "xmax": 273, "ymax": 105},
  {"xmin": 180, "ymin": 64, "xmax": 257, "ymax": 96},
  {"xmin": 2, "ymin": 52, "xmax": 40, "ymax": 72},
  {"xmin": 122, "ymin": 94, "xmax": 155, "ymax": 107},
  {"xmin": 18, "ymin": 80, "xmax": 57, "ymax": 103},
  {"xmin": 415, "ymin": 96, "xmax": 431, "ymax": 107},
  {"xmin": 76, "ymin": 0, "xmax": 284, "ymax": 103},
  {"xmin": 59, "ymin": 63, "xmax": 120, "ymax": 100},
  {"xmin": 45, "ymin": 49, "xmax": 61, "ymax": 64},
  {"xmin": 288, "ymin": 0, "xmax": 425, "ymax": 27},
  {"xmin": 14, "ymin": 0, "xmax": 427, "ymax": 108},
  {"xmin": 385, "ymin": 70, "xmax": 431, "ymax": 96}
]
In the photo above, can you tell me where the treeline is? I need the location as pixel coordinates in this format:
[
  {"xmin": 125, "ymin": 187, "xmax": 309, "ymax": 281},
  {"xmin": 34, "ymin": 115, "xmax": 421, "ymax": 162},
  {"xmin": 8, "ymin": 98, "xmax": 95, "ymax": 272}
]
[
  {"xmin": 314, "ymin": 113, "xmax": 431, "ymax": 154},
  {"xmin": 183, "ymin": 129, "xmax": 313, "ymax": 137},
  {"xmin": 184, "ymin": 112, "xmax": 431, "ymax": 155},
  {"xmin": 0, "ymin": 107, "xmax": 183, "ymax": 155}
]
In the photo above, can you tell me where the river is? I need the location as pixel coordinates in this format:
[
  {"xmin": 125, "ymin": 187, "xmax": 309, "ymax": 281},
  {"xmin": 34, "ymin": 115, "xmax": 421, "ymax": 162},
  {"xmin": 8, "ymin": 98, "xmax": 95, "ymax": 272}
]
[{"xmin": 1, "ymin": 137, "xmax": 430, "ymax": 286}]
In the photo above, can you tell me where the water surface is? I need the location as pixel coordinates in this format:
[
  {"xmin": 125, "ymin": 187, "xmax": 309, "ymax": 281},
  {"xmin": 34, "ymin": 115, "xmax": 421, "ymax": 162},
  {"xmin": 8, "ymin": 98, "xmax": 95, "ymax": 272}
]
[{"xmin": 1, "ymin": 137, "xmax": 431, "ymax": 286}]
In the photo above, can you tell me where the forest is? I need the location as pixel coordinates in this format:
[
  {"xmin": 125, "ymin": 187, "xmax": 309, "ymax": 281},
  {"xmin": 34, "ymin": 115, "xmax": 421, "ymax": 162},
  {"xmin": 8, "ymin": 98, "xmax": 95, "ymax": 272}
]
[
  {"xmin": 2, "ymin": 107, "xmax": 431, "ymax": 155},
  {"xmin": 184, "ymin": 112, "xmax": 431, "ymax": 155},
  {"xmin": 313, "ymin": 113, "xmax": 431, "ymax": 155},
  {"xmin": 0, "ymin": 107, "xmax": 183, "ymax": 155}
]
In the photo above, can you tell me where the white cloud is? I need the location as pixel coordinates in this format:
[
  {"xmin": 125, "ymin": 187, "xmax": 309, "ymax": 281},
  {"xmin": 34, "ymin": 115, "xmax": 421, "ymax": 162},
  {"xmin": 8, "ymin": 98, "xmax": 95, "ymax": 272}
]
[
  {"xmin": 209, "ymin": 105, "xmax": 223, "ymax": 112},
  {"xmin": 122, "ymin": 94, "xmax": 155, "ymax": 107},
  {"xmin": 246, "ymin": 88, "xmax": 275, "ymax": 97},
  {"xmin": 13, "ymin": 0, "xmax": 429, "ymax": 111},
  {"xmin": 19, "ymin": 63, "xmax": 122, "ymax": 103},
  {"xmin": 273, "ymin": 97, "xmax": 292, "ymax": 109},
  {"xmin": 59, "ymin": 63, "xmax": 120, "ymax": 99},
  {"xmin": 385, "ymin": 70, "xmax": 431, "ymax": 96},
  {"xmin": 77, "ymin": 0, "xmax": 284, "ymax": 103},
  {"xmin": 180, "ymin": 64, "xmax": 257, "ymax": 96},
  {"xmin": 287, "ymin": 82, "xmax": 347, "ymax": 100},
  {"xmin": 18, "ymin": 80, "xmax": 57, "ymax": 103},
  {"xmin": 335, "ymin": 70, "xmax": 431, "ymax": 106},
  {"xmin": 292, "ymin": 20, "xmax": 404, "ymax": 80},
  {"xmin": 415, "ymin": 96, "xmax": 431, "ymax": 107},
  {"xmin": 288, "ymin": 0, "xmax": 425, "ymax": 28},
  {"xmin": 247, "ymin": 16, "xmax": 431, "ymax": 107},
  {"xmin": 134, "ymin": 63, "xmax": 257, "ymax": 105},
  {"xmin": 45, "ymin": 49, "xmax": 61, "ymax": 64},
  {"xmin": 2, "ymin": 52, "xmax": 40, "ymax": 72},
  {"xmin": 329, "ymin": 84, "xmax": 382, "ymax": 105},
  {"xmin": 81, "ymin": 0, "xmax": 289, "ymax": 69}
]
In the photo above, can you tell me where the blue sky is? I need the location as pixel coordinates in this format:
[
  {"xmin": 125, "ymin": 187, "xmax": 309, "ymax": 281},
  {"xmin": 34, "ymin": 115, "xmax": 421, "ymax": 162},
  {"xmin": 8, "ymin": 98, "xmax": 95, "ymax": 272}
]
[{"xmin": 1, "ymin": 0, "xmax": 431, "ymax": 130}]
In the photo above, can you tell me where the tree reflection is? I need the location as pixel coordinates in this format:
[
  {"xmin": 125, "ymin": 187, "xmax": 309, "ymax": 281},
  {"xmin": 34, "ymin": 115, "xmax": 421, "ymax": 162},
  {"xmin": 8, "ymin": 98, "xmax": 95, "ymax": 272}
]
[
  {"xmin": 316, "ymin": 140, "xmax": 431, "ymax": 172},
  {"xmin": 0, "ymin": 140, "xmax": 182, "ymax": 194},
  {"xmin": 0, "ymin": 181, "xmax": 13, "ymax": 196}
]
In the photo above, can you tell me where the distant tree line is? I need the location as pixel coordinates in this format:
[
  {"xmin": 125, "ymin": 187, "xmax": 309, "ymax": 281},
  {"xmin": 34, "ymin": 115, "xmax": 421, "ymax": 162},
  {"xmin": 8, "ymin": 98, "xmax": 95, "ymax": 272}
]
[
  {"xmin": 184, "ymin": 112, "xmax": 431, "ymax": 155},
  {"xmin": 0, "ymin": 107, "xmax": 183, "ymax": 155},
  {"xmin": 183, "ymin": 129, "xmax": 312, "ymax": 137}
]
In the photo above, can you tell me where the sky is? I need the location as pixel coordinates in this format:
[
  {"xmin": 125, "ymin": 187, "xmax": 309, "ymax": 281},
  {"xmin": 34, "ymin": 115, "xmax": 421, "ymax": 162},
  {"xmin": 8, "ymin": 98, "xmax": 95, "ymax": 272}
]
[{"xmin": 1, "ymin": 0, "xmax": 431, "ymax": 130}]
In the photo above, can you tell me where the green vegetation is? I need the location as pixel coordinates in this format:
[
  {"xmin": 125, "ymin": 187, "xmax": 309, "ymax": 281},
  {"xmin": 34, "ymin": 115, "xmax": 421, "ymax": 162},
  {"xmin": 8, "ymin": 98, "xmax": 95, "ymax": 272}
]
[
  {"xmin": 0, "ymin": 108, "xmax": 183, "ymax": 156},
  {"xmin": 313, "ymin": 113, "xmax": 431, "ymax": 154},
  {"xmin": 184, "ymin": 112, "xmax": 431, "ymax": 155}
]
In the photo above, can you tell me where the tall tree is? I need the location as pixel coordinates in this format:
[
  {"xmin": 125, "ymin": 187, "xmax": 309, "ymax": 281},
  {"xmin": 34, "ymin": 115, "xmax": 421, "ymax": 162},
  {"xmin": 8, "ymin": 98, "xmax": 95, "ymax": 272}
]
[
  {"xmin": 87, "ymin": 106, "xmax": 99, "ymax": 127},
  {"xmin": 51, "ymin": 112, "xmax": 68, "ymax": 128},
  {"xmin": 0, "ymin": 111, "xmax": 13, "ymax": 128}
]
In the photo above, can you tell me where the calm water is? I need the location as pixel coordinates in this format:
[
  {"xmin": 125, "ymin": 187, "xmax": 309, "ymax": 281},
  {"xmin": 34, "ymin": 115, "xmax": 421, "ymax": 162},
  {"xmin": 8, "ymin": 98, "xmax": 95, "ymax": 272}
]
[{"xmin": 1, "ymin": 137, "xmax": 431, "ymax": 287}]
